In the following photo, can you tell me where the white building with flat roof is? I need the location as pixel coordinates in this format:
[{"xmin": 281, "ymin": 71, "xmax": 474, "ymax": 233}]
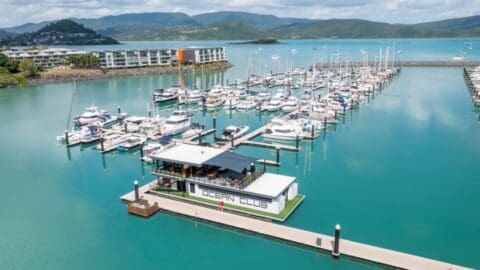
[
  {"xmin": 2, "ymin": 48, "xmax": 86, "ymax": 68},
  {"xmin": 178, "ymin": 47, "xmax": 227, "ymax": 64},
  {"xmin": 91, "ymin": 49, "xmax": 175, "ymax": 69},
  {"xmin": 150, "ymin": 144, "xmax": 298, "ymax": 215}
]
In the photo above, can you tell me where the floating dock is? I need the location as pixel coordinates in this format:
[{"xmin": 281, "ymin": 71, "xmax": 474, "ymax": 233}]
[
  {"xmin": 121, "ymin": 181, "xmax": 469, "ymax": 270},
  {"xmin": 317, "ymin": 60, "xmax": 480, "ymax": 68}
]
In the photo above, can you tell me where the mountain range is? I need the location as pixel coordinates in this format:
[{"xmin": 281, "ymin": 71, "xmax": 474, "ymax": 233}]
[{"xmin": 2, "ymin": 11, "xmax": 480, "ymax": 41}]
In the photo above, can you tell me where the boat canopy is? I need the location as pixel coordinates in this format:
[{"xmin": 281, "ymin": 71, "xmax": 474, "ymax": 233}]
[{"xmin": 204, "ymin": 151, "xmax": 257, "ymax": 173}]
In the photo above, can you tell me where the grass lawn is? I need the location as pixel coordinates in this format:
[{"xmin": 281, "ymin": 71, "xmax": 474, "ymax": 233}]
[{"xmin": 150, "ymin": 185, "xmax": 304, "ymax": 222}]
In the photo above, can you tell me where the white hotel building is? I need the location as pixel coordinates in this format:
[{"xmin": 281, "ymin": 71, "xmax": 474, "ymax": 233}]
[
  {"xmin": 2, "ymin": 48, "xmax": 86, "ymax": 68},
  {"xmin": 150, "ymin": 144, "xmax": 299, "ymax": 216},
  {"xmin": 179, "ymin": 47, "xmax": 227, "ymax": 64},
  {"xmin": 91, "ymin": 49, "xmax": 175, "ymax": 69}
]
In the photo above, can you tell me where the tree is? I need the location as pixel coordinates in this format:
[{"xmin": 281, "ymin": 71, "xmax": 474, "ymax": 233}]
[
  {"xmin": 0, "ymin": 52, "xmax": 8, "ymax": 67},
  {"xmin": 18, "ymin": 59, "xmax": 38, "ymax": 78},
  {"xmin": 68, "ymin": 54, "xmax": 99, "ymax": 68}
]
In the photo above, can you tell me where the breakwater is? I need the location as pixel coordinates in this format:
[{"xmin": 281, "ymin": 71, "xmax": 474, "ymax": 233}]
[{"xmin": 316, "ymin": 60, "xmax": 480, "ymax": 68}]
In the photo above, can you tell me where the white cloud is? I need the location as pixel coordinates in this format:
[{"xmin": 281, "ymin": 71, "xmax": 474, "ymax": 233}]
[{"xmin": 0, "ymin": 0, "xmax": 479, "ymax": 28}]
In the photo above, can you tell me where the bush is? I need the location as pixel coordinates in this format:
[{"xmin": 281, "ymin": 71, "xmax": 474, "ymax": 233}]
[
  {"xmin": 0, "ymin": 52, "xmax": 8, "ymax": 67},
  {"xmin": 68, "ymin": 54, "xmax": 99, "ymax": 68},
  {"xmin": 4, "ymin": 59, "xmax": 19, "ymax": 73},
  {"xmin": 0, "ymin": 66, "xmax": 10, "ymax": 74},
  {"xmin": 15, "ymin": 75, "xmax": 28, "ymax": 85},
  {"xmin": 0, "ymin": 73, "xmax": 19, "ymax": 88},
  {"xmin": 18, "ymin": 59, "xmax": 38, "ymax": 78}
]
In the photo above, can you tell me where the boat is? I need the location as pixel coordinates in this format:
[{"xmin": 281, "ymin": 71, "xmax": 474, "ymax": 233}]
[
  {"xmin": 224, "ymin": 97, "xmax": 240, "ymax": 109},
  {"xmin": 117, "ymin": 134, "xmax": 147, "ymax": 151},
  {"xmin": 205, "ymin": 85, "xmax": 225, "ymax": 108},
  {"xmin": 74, "ymin": 106, "xmax": 119, "ymax": 127},
  {"xmin": 179, "ymin": 89, "xmax": 204, "ymax": 104},
  {"xmin": 161, "ymin": 110, "xmax": 191, "ymax": 135},
  {"xmin": 263, "ymin": 123, "xmax": 303, "ymax": 141},
  {"xmin": 265, "ymin": 90, "xmax": 287, "ymax": 112},
  {"xmin": 57, "ymin": 124, "xmax": 102, "ymax": 145},
  {"xmin": 181, "ymin": 123, "xmax": 204, "ymax": 140},
  {"xmin": 257, "ymin": 89, "xmax": 271, "ymax": 101},
  {"xmin": 96, "ymin": 133, "xmax": 130, "ymax": 153},
  {"xmin": 282, "ymin": 96, "xmax": 299, "ymax": 113},
  {"xmin": 236, "ymin": 96, "xmax": 258, "ymax": 110},
  {"xmin": 217, "ymin": 125, "xmax": 250, "ymax": 141},
  {"xmin": 141, "ymin": 136, "xmax": 175, "ymax": 163},
  {"xmin": 153, "ymin": 87, "xmax": 184, "ymax": 103}
]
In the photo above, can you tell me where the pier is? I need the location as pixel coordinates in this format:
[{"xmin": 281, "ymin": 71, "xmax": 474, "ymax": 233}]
[
  {"xmin": 121, "ymin": 181, "xmax": 469, "ymax": 270},
  {"xmin": 316, "ymin": 60, "xmax": 480, "ymax": 68}
]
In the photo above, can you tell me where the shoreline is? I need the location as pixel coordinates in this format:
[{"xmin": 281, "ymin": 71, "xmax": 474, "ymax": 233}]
[{"xmin": 26, "ymin": 61, "xmax": 233, "ymax": 86}]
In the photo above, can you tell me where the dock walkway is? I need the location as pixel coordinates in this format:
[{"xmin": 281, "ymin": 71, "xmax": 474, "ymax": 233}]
[{"xmin": 121, "ymin": 182, "xmax": 469, "ymax": 270}]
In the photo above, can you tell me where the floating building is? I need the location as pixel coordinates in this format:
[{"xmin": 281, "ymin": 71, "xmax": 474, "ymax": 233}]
[
  {"xmin": 2, "ymin": 48, "xmax": 86, "ymax": 68},
  {"xmin": 150, "ymin": 144, "xmax": 299, "ymax": 216}
]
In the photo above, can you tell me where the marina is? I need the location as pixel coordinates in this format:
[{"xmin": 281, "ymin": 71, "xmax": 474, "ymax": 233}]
[{"xmin": 1, "ymin": 38, "xmax": 480, "ymax": 270}]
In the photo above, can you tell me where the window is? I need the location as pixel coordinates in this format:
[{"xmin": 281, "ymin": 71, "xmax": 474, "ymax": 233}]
[{"xmin": 189, "ymin": 183, "xmax": 195, "ymax": 193}]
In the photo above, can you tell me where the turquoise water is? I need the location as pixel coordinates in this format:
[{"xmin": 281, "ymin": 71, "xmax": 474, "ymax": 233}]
[{"xmin": 1, "ymin": 39, "xmax": 480, "ymax": 269}]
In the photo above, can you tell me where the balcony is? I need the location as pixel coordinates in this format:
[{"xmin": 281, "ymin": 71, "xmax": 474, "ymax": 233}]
[{"xmin": 153, "ymin": 165, "xmax": 265, "ymax": 191}]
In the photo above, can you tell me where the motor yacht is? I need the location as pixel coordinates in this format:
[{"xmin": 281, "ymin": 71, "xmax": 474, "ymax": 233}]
[{"xmin": 161, "ymin": 110, "xmax": 191, "ymax": 135}]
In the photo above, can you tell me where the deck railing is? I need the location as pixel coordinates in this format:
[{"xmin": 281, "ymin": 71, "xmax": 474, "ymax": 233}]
[{"xmin": 153, "ymin": 166, "xmax": 266, "ymax": 190}]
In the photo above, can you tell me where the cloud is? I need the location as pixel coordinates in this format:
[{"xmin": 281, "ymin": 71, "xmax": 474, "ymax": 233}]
[{"xmin": 0, "ymin": 0, "xmax": 479, "ymax": 28}]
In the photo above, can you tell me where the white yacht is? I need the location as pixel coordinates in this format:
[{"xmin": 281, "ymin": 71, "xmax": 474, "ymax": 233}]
[
  {"xmin": 282, "ymin": 96, "xmax": 299, "ymax": 113},
  {"xmin": 96, "ymin": 133, "xmax": 130, "ymax": 153},
  {"xmin": 179, "ymin": 89, "xmax": 204, "ymax": 104},
  {"xmin": 153, "ymin": 87, "xmax": 183, "ymax": 103},
  {"xmin": 161, "ymin": 110, "xmax": 191, "ymax": 135},
  {"xmin": 57, "ymin": 124, "xmax": 102, "ymax": 145},
  {"xmin": 74, "ymin": 106, "xmax": 118, "ymax": 127},
  {"xmin": 205, "ymin": 86, "xmax": 226, "ymax": 108},
  {"xmin": 257, "ymin": 89, "xmax": 271, "ymax": 101},
  {"xmin": 117, "ymin": 134, "xmax": 147, "ymax": 151},
  {"xmin": 265, "ymin": 90, "xmax": 287, "ymax": 112},
  {"xmin": 181, "ymin": 123, "xmax": 204, "ymax": 140},
  {"xmin": 141, "ymin": 139, "xmax": 176, "ymax": 163},
  {"xmin": 224, "ymin": 97, "xmax": 240, "ymax": 109},
  {"xmin": 218, "ymin": 125, "xmax": 250, "ymax": 141},
  {"xmin": 263, "ymin": 124, "xmax": 304, "ymax": 141},
  {"xmin": 236, "ymin": 96, "xmax": 258, "ymax": 110}
]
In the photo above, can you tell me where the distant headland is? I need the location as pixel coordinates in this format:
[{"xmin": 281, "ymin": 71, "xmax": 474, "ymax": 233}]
[{"xmin": 229, "ymin": 38, "xmax": 281, "ymax": 45}]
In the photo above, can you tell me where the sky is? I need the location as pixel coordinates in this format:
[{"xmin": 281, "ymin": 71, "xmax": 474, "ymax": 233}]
[{"xmin": 0, "ymin": 0, "xmax": 479, "ymax": 28}]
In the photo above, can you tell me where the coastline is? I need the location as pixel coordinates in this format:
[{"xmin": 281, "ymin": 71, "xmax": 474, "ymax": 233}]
[{"xmin": 26, "ymin": 61, "xmax": 233, "ymax": 86}]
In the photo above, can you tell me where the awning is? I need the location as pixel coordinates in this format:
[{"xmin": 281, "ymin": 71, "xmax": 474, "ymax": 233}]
[{"xmin": 204, "ymin": 151, "xmax": 257, "ymax": 173}]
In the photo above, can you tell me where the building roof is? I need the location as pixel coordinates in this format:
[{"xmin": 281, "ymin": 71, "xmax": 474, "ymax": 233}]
[
  {"xmin": 204, "ymin": 151, "xmax": 257, "ymax": 173},
  {"xmin": 244, "ymin": 173, "xmax": 296, "ymax": 198},
  {"xmin": 151, "ymin": 144, "xmax": 225, "ymax": 166}
]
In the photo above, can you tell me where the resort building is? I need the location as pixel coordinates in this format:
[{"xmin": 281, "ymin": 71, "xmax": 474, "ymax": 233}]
[
  {"xmin": 2, "ymin": 48, "xmax": 86, "ymax": 68},
  {"xmin": 177, "ymin": 47, "xmax": 227, "ymax": 64},
  {"xmin": 150, "ymin": 144, "xmax": 298, "ymax": 215},
  {"xmin": 91, "ymin": 49, "xmax": 176, "ymax": 69}
]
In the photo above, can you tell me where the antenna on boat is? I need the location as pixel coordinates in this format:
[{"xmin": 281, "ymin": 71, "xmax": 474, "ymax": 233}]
[{"xmin": 66, "ymin": 79, "xmax": 76, "ymax": 130}]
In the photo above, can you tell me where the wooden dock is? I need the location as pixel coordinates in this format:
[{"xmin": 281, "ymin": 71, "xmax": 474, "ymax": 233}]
[
  {"xmin": 241, "ymin": 140, "xmax": 298, "ymax": 152},
  {"xmin": 257, "ymin": 159, "xmax": 280, "ymax": 166},
  {"xmin": 187, "ymin": 128, "xmax": 216, "ymax": 142},
  {"xmin": 121, "ymin": 182, "xmax": 470, "ymax": 270}
]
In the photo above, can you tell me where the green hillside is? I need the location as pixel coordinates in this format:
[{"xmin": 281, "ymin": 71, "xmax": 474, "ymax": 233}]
[{"xmin": 1, "ymin": 19, "xmax": 119, "ymax": 46}]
